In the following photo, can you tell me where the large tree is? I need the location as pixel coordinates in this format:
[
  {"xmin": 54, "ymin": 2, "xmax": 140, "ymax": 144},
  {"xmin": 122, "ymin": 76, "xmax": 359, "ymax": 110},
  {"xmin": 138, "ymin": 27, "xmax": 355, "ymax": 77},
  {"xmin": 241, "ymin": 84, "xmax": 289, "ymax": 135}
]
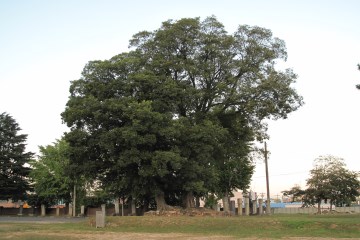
[
  {"xmin": 62, "ymin": 16, "xmax": 303, "ymax": 210},
  {"xmin": 63, "ymin": 53, "xmax": 185, "ymax": 210},
  {"xmin": 304, "ymin": 155, "xmax": 360, "ymax": 213},
  {"xmin": 128, "ymin": 16, "xmax": 303, "ymax": 207},
  {"xmin": 213, "ymin": 111, "xmax": 255, "ymax": 211},
  {"xmin": 0, "ymin": 112, "xmax": 33, "ymax": 200},
  {"xmin": 29, "ymin": 138, "xmax": 73, "ymax": 206}
]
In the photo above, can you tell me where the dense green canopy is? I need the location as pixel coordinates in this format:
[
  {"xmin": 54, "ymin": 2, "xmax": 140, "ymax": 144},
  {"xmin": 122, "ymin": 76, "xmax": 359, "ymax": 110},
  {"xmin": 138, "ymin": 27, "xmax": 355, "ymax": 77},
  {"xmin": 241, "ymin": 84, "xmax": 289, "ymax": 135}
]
[
  {"xmin": 29, "ymin": 139, "xmax": 72, "ymax": 206},
  {"xmin": 0, "ymin": 112, "xmax": 33, "ymax": 200},
  {"xmin": 62, "ymin": 16, "xmax": 303, "ymax": 210},
  {"xmin": 304, "ymin": 155, "xmax": 360, "ymax": 212}
]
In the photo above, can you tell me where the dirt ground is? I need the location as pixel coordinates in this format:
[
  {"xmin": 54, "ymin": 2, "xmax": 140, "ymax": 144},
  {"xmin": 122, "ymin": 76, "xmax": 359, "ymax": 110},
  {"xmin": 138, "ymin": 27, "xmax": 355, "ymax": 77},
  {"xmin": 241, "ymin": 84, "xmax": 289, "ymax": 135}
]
[{"xmin": 2, "ymin": 231, "xmax": 236, "ymax": 239}]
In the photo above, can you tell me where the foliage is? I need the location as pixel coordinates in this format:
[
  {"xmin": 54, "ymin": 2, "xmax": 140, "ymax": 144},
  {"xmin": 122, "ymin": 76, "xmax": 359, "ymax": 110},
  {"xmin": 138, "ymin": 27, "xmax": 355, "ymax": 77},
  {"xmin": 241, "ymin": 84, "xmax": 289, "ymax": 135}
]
[
  {"xmin": 0, "ymin": 112, "xmax": 33, "ymax": 200},
  {"xmin": 282, "ymin": 185, "xmax": 305, "ymax": 202},
  {"xmin": 203, "ymin": 193, "xmax": 220, "ymax": 209},
  {"xmin": 327, "ymin": 165, "xmax": 360, "ymax": 207},
  {"xmin": 304, "ymin": 155, "xmax": 360, "ymax": 211},
  {"xmin": 81, "ymin": 191, "xmax": 114, "ymax": 208},
  {"xmin": 62, "ymin": 16, "xmax": 303, "ymax": 210},
  {"xmin": 29, "ymin": 138, "xmax": 72, "ymax": 206},
  {"xmin": 26, "ymin": 193, "xmax": 51, "ymax": 208}
]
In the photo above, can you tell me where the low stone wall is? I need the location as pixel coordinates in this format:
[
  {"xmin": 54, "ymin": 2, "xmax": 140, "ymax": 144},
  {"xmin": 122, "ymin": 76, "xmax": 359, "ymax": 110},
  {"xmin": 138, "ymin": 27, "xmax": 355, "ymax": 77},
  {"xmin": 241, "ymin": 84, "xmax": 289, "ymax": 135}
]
[
  {"xmin": 334, "ymin": 206, "xmax": 360, "ymax": 213},
  {"xmin": 273, "ymin": 206, "xmax": 360, "ymax": 214},
  {"xmin": 273, "ymin": 207, "xmax": 317, "ymax": 214},
  {"xmin": 86, "ymin": 207, "xmax": 115, "ymax": 216},
  {"xmin": 0, "ymin": 206, "xmax": 68, "ymax": 216},
  {"xmin": 0, "ymin": 206, "xmax": 146, "ymax": 217}
]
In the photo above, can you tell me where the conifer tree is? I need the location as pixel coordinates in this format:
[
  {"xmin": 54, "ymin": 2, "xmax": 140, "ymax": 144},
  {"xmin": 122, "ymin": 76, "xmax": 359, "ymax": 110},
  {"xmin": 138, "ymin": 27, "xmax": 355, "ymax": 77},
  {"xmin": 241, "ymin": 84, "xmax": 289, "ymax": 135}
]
[{"xmin": 0, "ymin": 112, "xmax": 33, "ymax": 200}]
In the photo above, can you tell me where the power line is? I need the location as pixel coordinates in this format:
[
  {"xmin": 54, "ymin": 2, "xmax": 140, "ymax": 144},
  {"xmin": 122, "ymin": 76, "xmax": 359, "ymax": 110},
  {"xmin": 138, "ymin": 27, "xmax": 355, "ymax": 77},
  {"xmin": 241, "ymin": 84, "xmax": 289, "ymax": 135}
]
[{"xmin": 252, "ymin": 171, "xmax": 308, "ymax": 179}]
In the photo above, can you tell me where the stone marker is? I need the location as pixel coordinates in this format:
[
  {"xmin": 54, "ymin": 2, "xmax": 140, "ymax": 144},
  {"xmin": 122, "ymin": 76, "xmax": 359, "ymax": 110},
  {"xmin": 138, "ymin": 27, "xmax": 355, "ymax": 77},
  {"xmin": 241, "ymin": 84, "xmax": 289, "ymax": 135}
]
[
  {"xmin": 41, "ymin": 204, "xmax": 45, "ymax": 217},
  {"xmin": 237, "ymin": 198, "xmax": 243, "ymax": 216},
  {"xmin": 230, "ymin": 200, "xmax": 236, "ymax": 214},
  {"xmin": 115, "ymin": 200, "xmax": 119, "ymax": 216},
  {"xmin": 131, "ymin": 199, "xmax": 136, "ymax": 216},
  {"xmin": 81, "ymin": 205, "xmax": 85, "ymax": 216},
  {"xmin": 101, "ymin": 204, "xmax": 106, "ymax": 216},
  {"xmin": 245, "ymin": 197, "xmax": 250, "ymax": 216},
  {"xmin": 252, "ymin": 200, "xmax": 257, "ymax": 215},
  {"xmin": 258, "ymin": 199, "xmax": 263, "ymax": 215},
  {"xmin": 18, "ymin": 201, "xmax": 23, "ymax": 216},
  {"xmin": 68, "ymin": 204, "xmax": 72, "ymax": 216},
  {"xmin": 96, "ymin": 211, "xmax": 105, "ymax": 228}
]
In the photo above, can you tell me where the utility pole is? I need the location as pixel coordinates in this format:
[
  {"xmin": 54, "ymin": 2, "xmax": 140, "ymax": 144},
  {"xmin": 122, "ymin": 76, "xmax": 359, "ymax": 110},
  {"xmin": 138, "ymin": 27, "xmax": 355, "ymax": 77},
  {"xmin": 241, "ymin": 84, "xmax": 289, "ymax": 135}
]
[{"xmin": 264, "ymin": 142, "xmax": 271, "ymax": 214}]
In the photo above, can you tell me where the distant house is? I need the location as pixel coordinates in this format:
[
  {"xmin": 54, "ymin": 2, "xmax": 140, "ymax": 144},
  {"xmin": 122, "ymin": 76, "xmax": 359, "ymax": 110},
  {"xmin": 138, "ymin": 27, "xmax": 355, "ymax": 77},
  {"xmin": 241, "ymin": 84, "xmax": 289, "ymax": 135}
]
[{"xmin": 0, "ymin": 200, "xmax": 29, "ymax": 208}]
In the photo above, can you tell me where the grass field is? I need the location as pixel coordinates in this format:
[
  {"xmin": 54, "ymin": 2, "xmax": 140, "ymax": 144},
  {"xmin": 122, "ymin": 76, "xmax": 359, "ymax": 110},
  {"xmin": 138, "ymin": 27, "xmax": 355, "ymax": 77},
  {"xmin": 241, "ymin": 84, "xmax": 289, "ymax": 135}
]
[{"xmin": 0, "ymin": 214, "xmax": 359, "ymax": 239}]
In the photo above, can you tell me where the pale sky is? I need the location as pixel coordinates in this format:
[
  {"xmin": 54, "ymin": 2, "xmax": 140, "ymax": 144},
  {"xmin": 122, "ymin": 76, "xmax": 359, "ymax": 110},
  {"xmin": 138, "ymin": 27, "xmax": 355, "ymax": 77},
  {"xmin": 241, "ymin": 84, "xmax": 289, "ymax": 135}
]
[{"xmin": 1, "ymin": 0, "xmax": 359, "ymax": 198}]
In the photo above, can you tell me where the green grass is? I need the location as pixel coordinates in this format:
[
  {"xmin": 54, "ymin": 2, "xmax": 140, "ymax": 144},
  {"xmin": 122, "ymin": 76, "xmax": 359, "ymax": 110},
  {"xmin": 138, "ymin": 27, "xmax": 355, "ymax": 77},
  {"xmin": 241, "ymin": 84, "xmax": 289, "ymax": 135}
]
[
  {"xmin": 0, "ymin": 214, "xmax": 359, "ymax": 239},
  {"xmin": 105, "ymin": 214, "xmax": 360, "ymax": 238}
]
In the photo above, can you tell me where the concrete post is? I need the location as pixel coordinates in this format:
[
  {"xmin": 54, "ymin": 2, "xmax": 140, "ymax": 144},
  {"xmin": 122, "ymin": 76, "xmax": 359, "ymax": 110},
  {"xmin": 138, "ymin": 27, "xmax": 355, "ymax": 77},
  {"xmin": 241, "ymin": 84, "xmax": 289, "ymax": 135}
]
[
  {"xmin": 131, "ymin": 199, "xmax": 136, "ymax": 216},
  {"xmin": 41, "ymin": 204, "xmax": 46, "ymax": 217},
  {"xmin": 237, "ymin": 198, "xmax": 243, "ymax": 216},
  {"xmin": 258, "ymin": 199, "xmax": 263, "ymax": 215},
  {"xmin": 68, "ymin": 204, "xmax": 72, "ymax": 216},
  {"xmin": 245, "ymin": 197, "xmax": 250, "ymax": 216},
  {"xmin": 114, "ymin": 199, "xmax": 119, "ymax": 216},
  {"xmin": 230, "ymin": 200, "xmax": 236, "ymax": 214},
  {"xmin": 81, "ymin": 205, "xmax": 85, "ymax": 216},
  {"xmin": 56, "ymin": 207, "xmax": 60, "ymax": 217},
  {"xmin": 121, "ymin": 199, "xmax": 124, "ymax": 216},
  {"xmin": 101, "ymin": 204, "xmax": 106, "ymax": 216},
  {"xmin": 252, "ymin": 200, "xmax": 257, "ymax": 215},
  {"xmin": 18, "ymin": 201, "xmax": 23, "ymax": 216}
]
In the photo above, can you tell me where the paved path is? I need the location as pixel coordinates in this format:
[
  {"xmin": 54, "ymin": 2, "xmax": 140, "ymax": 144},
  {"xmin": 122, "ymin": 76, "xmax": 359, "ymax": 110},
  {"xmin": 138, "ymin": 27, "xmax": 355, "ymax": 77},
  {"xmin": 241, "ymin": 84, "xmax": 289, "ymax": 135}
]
[{"xmin": 0, "ymin": 215, "xmax": 87, "ymax": 223}]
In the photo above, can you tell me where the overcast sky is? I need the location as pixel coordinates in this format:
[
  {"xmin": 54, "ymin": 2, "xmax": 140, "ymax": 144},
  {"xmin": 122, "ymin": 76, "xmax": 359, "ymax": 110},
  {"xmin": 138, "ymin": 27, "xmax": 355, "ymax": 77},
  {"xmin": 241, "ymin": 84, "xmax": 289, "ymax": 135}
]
[{"xmin": 1, "ymin": 0, "xmax": 359, "ymax": 198}]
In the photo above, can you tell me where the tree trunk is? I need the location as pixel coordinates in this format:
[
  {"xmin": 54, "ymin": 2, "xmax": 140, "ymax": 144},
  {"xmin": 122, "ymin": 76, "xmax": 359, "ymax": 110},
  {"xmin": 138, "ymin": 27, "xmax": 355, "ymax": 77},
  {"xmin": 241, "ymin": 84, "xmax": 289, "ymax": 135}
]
[
  {"xmin": 317, "ymin": 200, "xmax": 321, "ymax": 214},
  {"xmin": 73, "ymin": 184, "xmax": 76, "ymax": 217},
  {"xmin": 121, "ymin": 197, "xmax": 125, "ymax": 216},
  {"xmin": 183, "ymin": 191, "xmax": 195, "ymax": 209},
  {"xmin": 114, "ymin": 198, "xmax": 120, "ymax": 216},
  {"xmin": 330, "ymin": 200, "xmax": 333, "ymax": 211},
  {"xmin": 222, "ymin": 191, "xmax": 230, "ymax": 213},
  {"xmin": 195, "ymin": 196, "xmax": 200, "ymax": 208},
  {"xmin": 155, "ymin": 191, "xmax": 169, "ymax": 211},
  {"xmin": 142, "ymin": 203, "xmax": 149, "ymax": 213}
]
